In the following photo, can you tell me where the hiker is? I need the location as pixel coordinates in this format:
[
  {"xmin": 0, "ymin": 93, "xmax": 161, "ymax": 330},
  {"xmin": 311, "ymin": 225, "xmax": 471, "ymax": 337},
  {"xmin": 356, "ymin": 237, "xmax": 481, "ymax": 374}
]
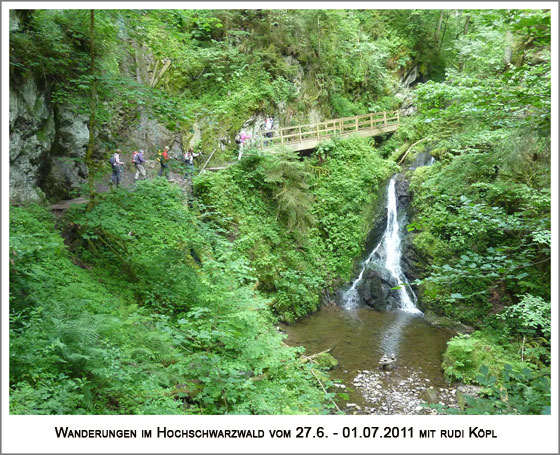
[
  {"xmin": 236, "ymin": 130, "xmax": 251, "ymax": 161},
  {"xmin": 109, "ymin": 149, "xmax": 124, "ymax": 186},
  {"xmin": 264, "ymin": 116, "xmax": 274, "ymax": 146},
  {"xmin": 132, "ymin": 149, "xmax": 147, "ymax": 181},
  {"xmin": 157, "ymin": 146, "xmax": 170, "ymax": 179},
  {"xmin": 183, "ymin": 147, "xmax": 200, "ymax": 180}
]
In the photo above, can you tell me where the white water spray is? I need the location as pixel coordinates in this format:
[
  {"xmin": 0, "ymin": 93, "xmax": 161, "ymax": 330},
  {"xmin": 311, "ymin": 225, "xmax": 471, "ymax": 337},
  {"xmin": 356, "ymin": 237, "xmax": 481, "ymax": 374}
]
[{"xmin": 342, "ymin": 176, "xmax": 421, "ymax": 314}]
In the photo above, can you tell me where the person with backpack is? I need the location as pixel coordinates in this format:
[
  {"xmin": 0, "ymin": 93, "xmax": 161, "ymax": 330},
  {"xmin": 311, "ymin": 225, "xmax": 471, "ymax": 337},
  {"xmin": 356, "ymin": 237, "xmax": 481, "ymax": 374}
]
[
  {"xmin": 109, "ymin": 149, "xmax": 124, "ymax": 186},
  {"xmin": 183, "ymin": 146, "xmax": 200, "ymax": 181},
  {"xmin": 236, "ymin": 130, "xmax": 251, "ymax": 161},
  {"xmin": 132, "ymin": 149, "xmax": 147, "ymax": 181},
  {"xmin": 156, "ymin": 146, "xmax": 170, "ymax": 179}
]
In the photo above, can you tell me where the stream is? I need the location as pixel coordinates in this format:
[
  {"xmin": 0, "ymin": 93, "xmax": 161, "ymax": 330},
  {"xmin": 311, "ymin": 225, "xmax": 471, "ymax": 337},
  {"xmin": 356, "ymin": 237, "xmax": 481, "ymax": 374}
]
[{"xmin": 282, "ymin": 169, "xmax": 460, "ymax": 414}]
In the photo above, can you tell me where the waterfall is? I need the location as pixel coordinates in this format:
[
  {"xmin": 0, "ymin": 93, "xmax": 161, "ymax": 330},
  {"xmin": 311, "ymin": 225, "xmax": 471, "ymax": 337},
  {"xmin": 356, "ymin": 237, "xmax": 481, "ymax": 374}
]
[{"xmin": 342, "ymin": 176, "xmax": 421, "ymax": 314}]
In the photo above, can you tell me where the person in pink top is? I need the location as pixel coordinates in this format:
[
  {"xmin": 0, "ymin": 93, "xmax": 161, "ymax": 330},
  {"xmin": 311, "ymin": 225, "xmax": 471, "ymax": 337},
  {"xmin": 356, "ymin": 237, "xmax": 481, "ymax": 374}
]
[{"xmin": 237, "ymin": 130, "xmax": 251, "ymax": 160}]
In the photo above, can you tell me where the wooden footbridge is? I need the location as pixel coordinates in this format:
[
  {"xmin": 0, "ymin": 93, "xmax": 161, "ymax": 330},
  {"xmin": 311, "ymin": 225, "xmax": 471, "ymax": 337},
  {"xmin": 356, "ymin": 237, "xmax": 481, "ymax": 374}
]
[
  {"xmin": 258, "ymin": 110, "xmax": 400, "ymax": 152},
  {"xmin": 49, "ymin": 110, "xmax": 400, "ymax": 210}
]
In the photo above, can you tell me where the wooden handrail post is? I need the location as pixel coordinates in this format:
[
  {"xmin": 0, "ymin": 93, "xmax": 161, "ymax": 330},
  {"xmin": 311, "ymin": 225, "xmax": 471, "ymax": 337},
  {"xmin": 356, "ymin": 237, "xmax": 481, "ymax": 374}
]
[
  {"xmin": 370, "ymin": 113, "xmax": 373, "ymax": 130},
  {"xmin": 355, "ymin": 117, "xmax": 358, "ymax": 132},
  {"xmin": 299, "ymin": 125, "xmax": 302, "ymax": 143},
  {"xmin": 397, "ymin": 111, "xmax": 400, "ymax": 125},
  {"xmin": 384, "ymin": 111, "xmax": 387, "ymax": 127},
  {"xmin": 199, "ymin": 147, "xmax": 217, "ymax": 175},
  {"xmin": 316, "ymin": 123, "xmax": 319, "ymax": 140}
]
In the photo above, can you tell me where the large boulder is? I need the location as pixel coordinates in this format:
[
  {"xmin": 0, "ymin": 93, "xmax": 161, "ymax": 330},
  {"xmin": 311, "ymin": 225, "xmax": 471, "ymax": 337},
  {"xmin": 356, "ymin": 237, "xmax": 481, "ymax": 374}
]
[
  {"xmin": 356, "ymin": 262, "xmax": 401, "ymax": 311},
  {"xmin": 394, "ymin": 173, "xmax": 411, "ymax": 206},
  {"xmin": 401, "ymin": 234, "xmax": 423, "ymax": 284},
  {"xmin": 9, "ymin": 74, "xmax": 94, "ymax": 203}
]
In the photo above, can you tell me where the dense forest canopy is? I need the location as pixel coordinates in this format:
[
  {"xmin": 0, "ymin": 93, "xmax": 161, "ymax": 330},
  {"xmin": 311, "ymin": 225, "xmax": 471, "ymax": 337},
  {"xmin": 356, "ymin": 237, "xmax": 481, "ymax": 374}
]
[{"xmin": 8, "ymin": 8, "xmax": 551, "ymax": 416}]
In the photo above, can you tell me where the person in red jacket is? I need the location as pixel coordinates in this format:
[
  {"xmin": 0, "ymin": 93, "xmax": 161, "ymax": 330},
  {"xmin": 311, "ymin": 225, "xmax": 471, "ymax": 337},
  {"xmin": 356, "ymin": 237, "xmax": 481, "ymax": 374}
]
[{"xmin": 157, "ymin": 146, "xmax": 170, "ymax": 179}]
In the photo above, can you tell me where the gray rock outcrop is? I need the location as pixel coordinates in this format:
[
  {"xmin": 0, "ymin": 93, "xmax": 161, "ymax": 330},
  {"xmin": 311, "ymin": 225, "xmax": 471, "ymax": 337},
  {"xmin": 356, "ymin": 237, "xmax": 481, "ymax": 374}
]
[
  {"xmin": 356, "ymin": 262, "xmax": 401, "ymax": 311},
  {"xmin": 9, "ymin": 76, "xmax": 55, "ymax": 204}
]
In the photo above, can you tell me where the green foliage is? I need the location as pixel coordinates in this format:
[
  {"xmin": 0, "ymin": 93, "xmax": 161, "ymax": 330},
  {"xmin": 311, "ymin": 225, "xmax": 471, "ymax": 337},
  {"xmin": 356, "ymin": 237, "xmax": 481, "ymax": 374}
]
[
  {"xmin": 10, "ymin": 7, "xmax": 551, "ymax": 417},
  {"xmin": 498, "ymin": 294, "xmax": 550, "ymax": 339},
  {"xmin": 261, "ymin": 152, "xmax": 316, "ymax": 241},
  {"xmin": 442, "ymin": 331, "xmax": 528, "ymax": 384},
  {"xmin": 10, "ymin": 192, "xmax": 329, "ymax": 414},
  {"xmin": 312, "ymin": 137, "xmax": 398, "ymax": 278},
  {"xmin": 10, "ymin": 8, "xmax": 457, "ymax": 166},
  {"xmin": 441, "ymin": 364, "xmax": 550, "ymax": 415},
  {"xmin": 406, "ymin": 9, "xmax": 550, "ymax": 330},
  {"xmin": 193, "ymin": 137, "xmax": 394, "ymax": 321},
  {"xmin": 10, "ymin": 204, "xmax": 186, "ymax": 414},
  {"xmin": 404, "ymin": 13, "xmax": 551, "ymax": 418}
]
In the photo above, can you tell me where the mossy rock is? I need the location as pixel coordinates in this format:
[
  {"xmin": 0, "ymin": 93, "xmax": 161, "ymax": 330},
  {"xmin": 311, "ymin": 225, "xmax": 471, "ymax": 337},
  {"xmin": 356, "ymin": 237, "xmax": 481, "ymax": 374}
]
[
  {"xmin": 424, "ymin": 310, "xmax": 474, "ymax": 334},
  {"xmin": 315, "ymin": 352, "xmax": 339, "ymax": 370},
  {"xmin": 442, "ymin": 331, "xmax": 531, "ymax": 385}
]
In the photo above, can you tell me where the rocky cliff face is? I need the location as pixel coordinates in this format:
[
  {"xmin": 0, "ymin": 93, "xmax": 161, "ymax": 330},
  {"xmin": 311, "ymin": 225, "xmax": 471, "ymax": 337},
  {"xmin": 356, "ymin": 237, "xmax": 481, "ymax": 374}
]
[
  {"xmin": 9, "ymin": 75, "xmax": 91, "ymax": 204},
  {"xmin": 10, "ymin": 76, "xmax": 55, "ymax": 204},
  {"xmin": 9, "ymin": 36, "xmax": 180, "ymax": 204}
]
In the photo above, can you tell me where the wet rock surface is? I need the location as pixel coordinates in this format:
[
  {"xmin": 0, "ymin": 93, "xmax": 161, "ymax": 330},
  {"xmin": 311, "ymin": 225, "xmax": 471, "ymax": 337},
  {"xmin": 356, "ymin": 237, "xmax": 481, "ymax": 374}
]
[
  {"xmin": 357, "ymin": 262, "xmax": 401, "ymax": 311},
  {"xmin": 346, "ymin": 366, "xmax": 459, "ymax": 415},
  {"xmin": 423, "ymin": 310, "xmax": 475, "ymax": 334}
]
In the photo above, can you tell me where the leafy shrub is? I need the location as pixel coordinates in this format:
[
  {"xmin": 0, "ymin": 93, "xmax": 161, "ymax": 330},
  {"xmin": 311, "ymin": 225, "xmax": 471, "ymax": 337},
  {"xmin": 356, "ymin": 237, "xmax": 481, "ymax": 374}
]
[
  {"xmin": 498, "ymin": 294, "xmax": 550, "ymax": 338},
  {"xmin": 442, "ymin": 331, "xmax": 528, "ymax": 384},
  {"xmin": 194, "ymin": 138, "xmax": 395, "ymax": 320},
  {"xmin": 10, "ymin": 191, "xmax": 329, "ymax": 414},
  {"xmin": 442, "ymin": 364, "xmax": 550, "ymax": 415}
]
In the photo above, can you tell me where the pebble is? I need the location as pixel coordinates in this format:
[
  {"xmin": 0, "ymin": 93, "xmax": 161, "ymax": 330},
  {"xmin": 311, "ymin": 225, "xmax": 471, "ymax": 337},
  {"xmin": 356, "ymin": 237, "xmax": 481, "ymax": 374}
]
[{"xmin": 350, "ymin": 369, "xmax": 459, "ymax": 415}]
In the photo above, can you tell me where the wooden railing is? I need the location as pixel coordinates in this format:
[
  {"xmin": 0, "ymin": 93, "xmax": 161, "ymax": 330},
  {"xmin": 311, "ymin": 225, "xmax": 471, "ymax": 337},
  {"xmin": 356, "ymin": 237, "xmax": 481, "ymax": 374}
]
[{"xmin": 258, "ymin": 110, "xmax": 400, "ymax": 150}]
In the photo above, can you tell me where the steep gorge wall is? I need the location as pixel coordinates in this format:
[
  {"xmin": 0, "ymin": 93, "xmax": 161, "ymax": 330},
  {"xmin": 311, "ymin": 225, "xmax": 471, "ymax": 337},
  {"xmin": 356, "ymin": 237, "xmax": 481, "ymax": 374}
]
[
  {"xmin": 9, "ymin": 10, "xmax": 421, "ymax": 204},
  {"xmin": 9, "ymin": 75, "xmax": 90, "ymax": 204},
  {"xmin": 9, "ymin": 21, "xmax": 178, "ymax": 204}
]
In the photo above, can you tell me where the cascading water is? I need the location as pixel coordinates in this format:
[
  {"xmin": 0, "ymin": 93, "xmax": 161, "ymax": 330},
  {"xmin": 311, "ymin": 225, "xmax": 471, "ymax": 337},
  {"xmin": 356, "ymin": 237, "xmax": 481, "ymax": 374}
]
[{"xmin": 342, "ymin": 176, "xmax": 421, "ymax": 314}]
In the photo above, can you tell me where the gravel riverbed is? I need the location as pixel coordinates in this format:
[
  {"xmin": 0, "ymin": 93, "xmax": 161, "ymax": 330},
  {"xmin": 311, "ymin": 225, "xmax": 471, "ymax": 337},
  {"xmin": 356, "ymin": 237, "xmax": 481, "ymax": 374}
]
[{"xmin": 341, "ymin": 366, "xmax": 460, "ymax": 415}]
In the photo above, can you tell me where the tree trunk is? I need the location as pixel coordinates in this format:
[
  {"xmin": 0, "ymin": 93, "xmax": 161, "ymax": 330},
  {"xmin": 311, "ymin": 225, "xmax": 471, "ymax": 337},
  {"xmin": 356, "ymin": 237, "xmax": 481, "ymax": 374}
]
[
  {"xmin": 463, "ymin": 14, "xmax": 470, "ymax": 35},
  {"xmin": 435, "ymin": 10, "xmax": 444, "ymax": 42},
  {"xmin": 504, "ymin": 30, "xmax": 513, "ymax": 66},
  {"xmin": 438, "ymin": 11, "xmax": 450, "ymax": 53},
  {"xmin": 85, "ymin": 9, "xmax": 97, "ymax": 203},
  {"xmin": 317, "ymin": 14, "xmax": 321, "ymax": 59}
]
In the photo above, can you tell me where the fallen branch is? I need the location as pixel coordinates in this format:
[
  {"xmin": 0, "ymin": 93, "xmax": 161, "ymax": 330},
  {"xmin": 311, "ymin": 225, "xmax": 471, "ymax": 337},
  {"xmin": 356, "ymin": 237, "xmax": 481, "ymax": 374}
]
[
  {"xmin": 398, "ymin": 136, "xmax": 429, "ymax": 165},
  {"xmin": 310, "ymin": 368, "xmax": 342, "ymax": 413},
  {"xmin": 300, "ymin": 347, "xmax": 333, "ymax": 363},
  {"xmin": 152, "ymin": 59, "xmax": 172, "ymax": 88}
]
